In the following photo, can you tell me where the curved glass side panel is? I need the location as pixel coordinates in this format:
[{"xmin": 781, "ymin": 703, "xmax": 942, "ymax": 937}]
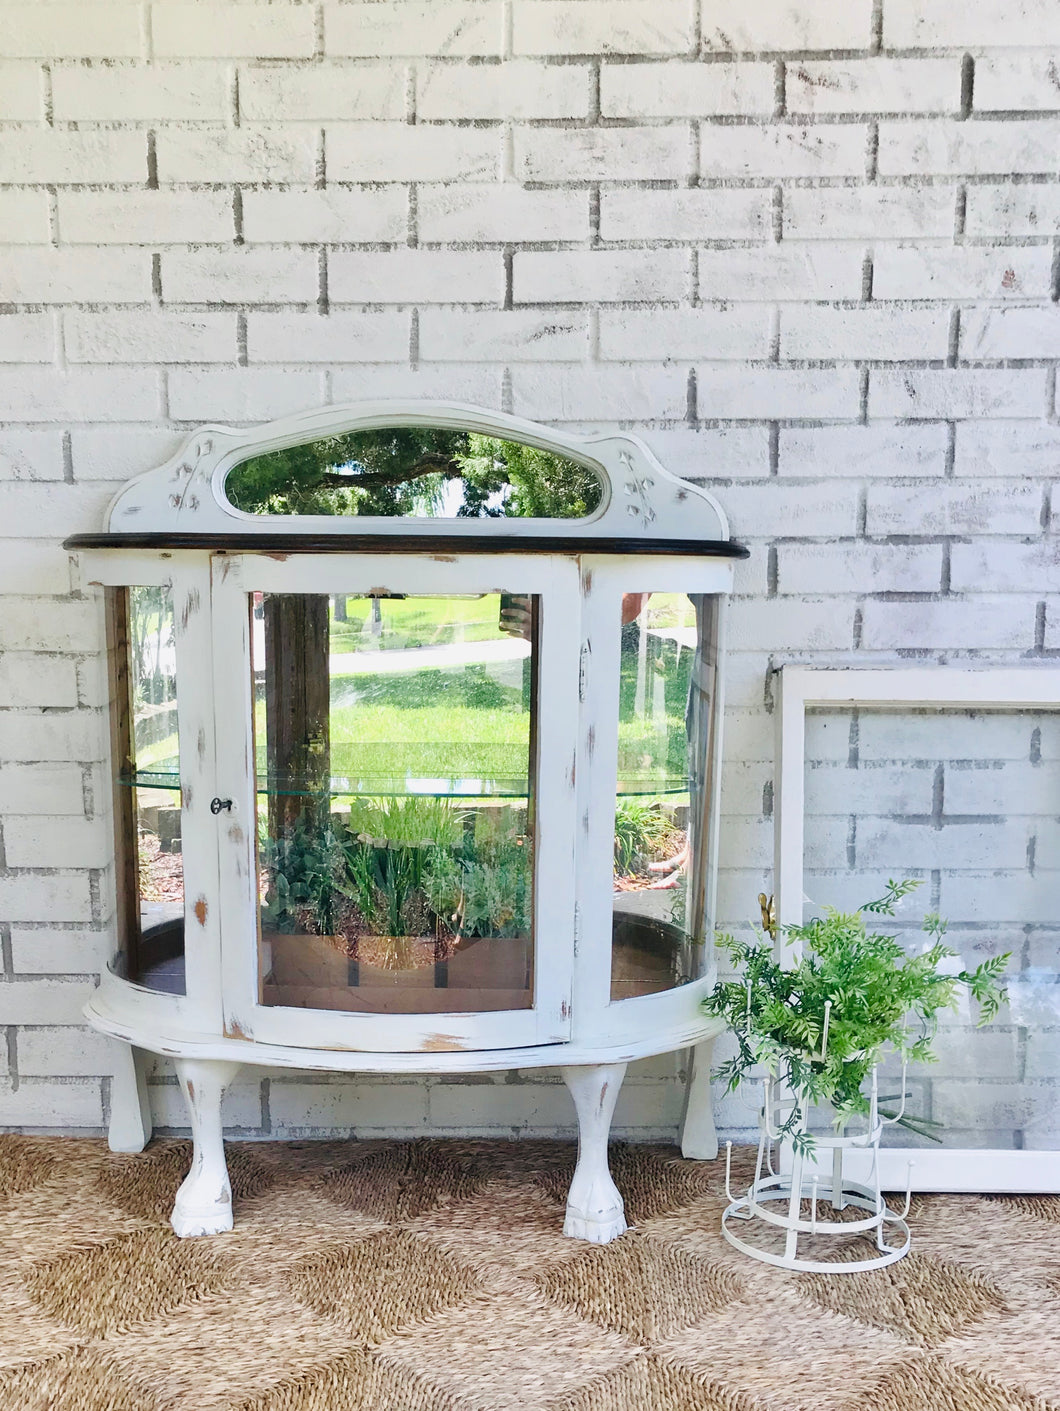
[
  {"xmin": 252, "ymin": 590, "xmax": 537, "ymax": 1014},
  {"xmin": 610, "ymin": 593, "xmax": 720, "ymax": 1000},
  {"xmin": 106, "ymin": 586, "xmax": 185, "ymax": 994},
  {"xmin": 224, "ymin": 426, "xmax": 602, "ymax": 520}
]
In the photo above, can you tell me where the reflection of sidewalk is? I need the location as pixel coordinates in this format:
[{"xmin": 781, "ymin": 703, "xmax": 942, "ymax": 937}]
[{"xmin": 330, "ymin": 637, "xmax": 532, "ymax": 676}]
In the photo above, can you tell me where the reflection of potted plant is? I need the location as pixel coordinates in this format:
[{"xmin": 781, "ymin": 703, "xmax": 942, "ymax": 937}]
[{"xmin": 702, "ymin": 879, "xmax": 1009, "ymax": 1153}]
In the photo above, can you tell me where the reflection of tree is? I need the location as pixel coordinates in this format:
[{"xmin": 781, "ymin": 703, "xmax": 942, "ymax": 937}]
[
  {"xmin": 226, "ymin": 428, "xmax": 599, "ymax": 520},
  {"xmin": 129, "ymin": 585, "xmax": 173, "ymax": 705}
]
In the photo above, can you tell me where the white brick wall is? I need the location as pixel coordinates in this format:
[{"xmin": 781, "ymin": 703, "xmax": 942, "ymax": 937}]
[{"xmin": 0, "ymin": 1, "xmax": 1057, "ymax": 1144}]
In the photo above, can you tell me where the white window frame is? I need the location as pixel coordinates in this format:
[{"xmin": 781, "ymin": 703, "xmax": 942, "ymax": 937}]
[{"xmin": 774, "ymin": 665, "xmax": 1060, "ymax": 1193}]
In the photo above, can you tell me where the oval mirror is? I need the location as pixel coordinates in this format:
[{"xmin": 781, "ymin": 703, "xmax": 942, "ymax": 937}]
[{"xmin": 224, "ymin": 426, "xmax": 603, "ymax": 520}]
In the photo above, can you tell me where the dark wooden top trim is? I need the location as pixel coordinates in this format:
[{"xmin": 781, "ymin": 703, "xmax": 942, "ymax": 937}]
[{"xmin": 63, "ymin": 531, "xmax": 749, "ymax": 559}]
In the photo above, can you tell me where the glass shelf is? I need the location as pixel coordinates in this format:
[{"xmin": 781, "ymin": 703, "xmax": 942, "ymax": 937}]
[{"xmin": 120, "ymin": 769, "xmax": 687, "ymax": 799}]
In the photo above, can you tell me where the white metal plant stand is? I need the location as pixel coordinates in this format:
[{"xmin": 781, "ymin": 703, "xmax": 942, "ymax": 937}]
[{"xmin": 722, "ymin": 1067, "xmax": 914, "ymax": 1273}]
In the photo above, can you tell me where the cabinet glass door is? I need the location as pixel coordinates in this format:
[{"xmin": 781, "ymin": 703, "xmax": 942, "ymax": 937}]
[{"xmin": 211, "ymin": 555, "xmax": 578, "ymax": 1052}]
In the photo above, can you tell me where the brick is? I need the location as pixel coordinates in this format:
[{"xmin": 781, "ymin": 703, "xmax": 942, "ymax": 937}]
[
  {"xmin": 0, "ymin": 429, "xmax": 65, "ymax": 482},
  {"xmin": 782, "ymin": 186, "xmax": 955, "ymax": 240},
  {"xmin": 0, "ymin": 656, "xmax": 79, "ymax": 709},
  {"xmin": 241, "ymin": 188, "xmax": 406, "ymax": 244},
  {"xmin": 700, "ymin": 123, "xmax": 869, "ymax": 179},
  {"xmin": 162, "ymin": 248, "xmax": 318, "ymax": 304},
  {"xmin": 698, "ymin": 246, "xmax": 865, "ymax": 301},
  {"xmin": 0, "ymin": 767, "xmax": 86, "ymax": 824},
  {"xmin": 0, "ymin": 191, "xmax": 50, "ymax": 245},
  {"xmin": 780, "ymin": 305, "xmax": 950, "ymax": 361},
  {"xmin": 975, "ymin": 55, "xmax": 1060, "ymax": 111},
  {"xmin": 428, "ymin": 1079, "xmax": 579, "ymax": 1134},
  {"xmin": 1, "ymin": 6, "xmax": 141, "ymax": 59},
  {"xmin": 329, "ymin": 250, "xmax": 504, "ymax": 303},
  {"xmin": 240, "ymin": 64, "xmax": 405, "ymax": 121},
  {"xmin": 787, "ymin": 59, "xmax": 960, "ymax": 115},
  {"xmin": 419, "ymin": 60, "xmax": 590, "ymax": 119},
  {"xmin": 879, "ymin": 119, "xmax": 1060, "ymax": 177},
  {"xmin": 598, "ymin": 308, "xmax": 771, "ymax": 361},
  {"xmin": 0, "ymin": 597, "xmax": 102, "ymax": 655},
  {"xmin": 245, "ymin": 311, "xmax": 409, "ymax": 363},
  {"xmin": 960, "ymin": 307, "xmax": 1060, "ymax": 360},
  {"xmin": 727, "ymin": 598, "xmax": 854, "ymax": 651},
  {"xmin": 51, "ymin": 61, "xmax": 228, "ymax": 121},
  {"xmin": 329, "ymin": 365, "xmax": 502, "ymax": 406},
  {"xmin": 716, "ymin": 483, "xmax": 858, "ymax": 539},
  {"xmin": 327, "ymin": 124, "xmax": 499, "ymax": 183},
  {"xmin": 639, "ymin": 426, "xmax": 772, "ymax": 480},
  {"xmin": 0, "ymin": 709, "xmax": 105, "ymax": 766},
  {"xmin": 0, "ymin": 129, "xmax": 144, "ymax": 184},
  {"xmin": 418, "ymin": 184, "xmax": 588, "ymax": 242},
  {"xmin": 950, "ymin": 540, "xmax": 1060, "ymax": 594},
  {"xmin": 0, "ymin": 369, "xmax": 160, "ymax": 423},
  {"xmin": 860, "ymin": 598, "xmax": 1036, "ymax": 651},
  {"xmin": 0, "ymin": 62, "xmax": 43, "ymax": 120},
  {"xmin": 57, "ymin": 191, "xmax": 234, "ymax": 245},
  {"xmin": 701, "ymin": 0, "xmax": 873, "ymax": 52},
  {"xmin": 325, "ymin": 2, "xmax": 503, "ymax": 58},
  {"xmin": 70, "ymin": 427, "xmax": 183, "ymax": 483},
  {"xmin": 514, "ymin": 250, "xmax": 688, "ymax": 303},
  {"xmin": 513, "ymin": 1, "xmax": 694, "ymax": 56},
  {"xmin": 417, "ymin": 309, "xmax": 587, "ymax": 362},
  {"xmin": 10, "ymin": 928, "xmax": 109, "ymax": 974},
  {"xmin": 779, "ymin": 424, "xmax": 949, "ymax": 478},
  {"xmin": 601, "ymin": 187, "xmax": 770, "ymax": 241},
  {"xmin": 153, "ymin": 5, "xmax": 315, "ymax": 59},
  {"xmin": 0, "ymin": 543, "xmax": 72, "ymax": 596},
  {"xmin": 865, "ymin": 482, "xmax": 1043, "ymax": 535},
  {"xmin": 0, "ymin": 1078, "xmax": 102, "ymax": 1129},
  {"xmin": 18, "ymin": 1025, "xmax": 120, "ymax": 1075},
  {"xmin": 5, "ymin": 818, "xmax": 110, "ymax": 869},
  {"xmin": 601, "ymin": 61, "xmax": 774, "ymax": 117},
  {"xmin": 940, "ymin": 873, "xmax": 1060, "ymax": 926},
  {"xmin": 869, "ymin": 369, "xmax": 1048, "ymax": 421},
  {"xmin": 873, "ymin": 246, "xmax": 1053, "ymax": 301},
  {"xmin": 0, "ymin": 249, "xmax": 151, "ymax": 305},
  {"xmin": 0, "ymin": 314, "xmax": 54, "ymax": 364},
  {"xmin": 167, "ymin": 368, "xmax": 324, "ymax": 422},
  {"xmin": 856, "ymin": 707, "xmax": 1044, "ymax": 762},
  {"xmin": 953, "ymin": 421, "xmax": 1060, "ymax": 477},
  {"xmin": 150, "ymin": 1077, "xmax": 263, "ymax": 1131},
  {"xmin": 0, "ymin": 488, "xmax": 115, "ymax": 543},
  {"xmin": 885, "ymin": 0, "xmax": 1060, "ymax": 48},
  {"xmin": 805, "ymin": 762, "xmax": 936, "ymax": 815},
  {"xmin": 964, "ymin": 184, "xmax": 1060, "ymax": 236},
  {"xmin": 65, "ymin": 312, "xmax": 236, "ymax": 364},
  {"xmin": 515, "ymin": 126, "xmax": 690, "ymax": 183},
  {"xmin": 0, "ymin": 874, "xmax": 94, "ymax": 926},
  {"xmin": 778, "ymin": 542, "xmax": 944, "ymax": 595},
  {"xmin": 155, "ymin": 127, "xmax": 316, "ymax": 184},
  {"xmin": 508, "ymin": 367, "xmax": 688, "ymax": 421},
  {"xmin": 269, "ymin": 1077, "xmax": 427, "ymax": 1134},
  {"xmin": 697, "ymin": 367, "xmax": 861, "ymax": 421}
]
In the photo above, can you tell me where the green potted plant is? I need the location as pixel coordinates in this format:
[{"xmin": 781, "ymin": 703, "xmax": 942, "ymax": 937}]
[{"xmin": 701, "ymin": 879, "xmax": 1009, "ymax": 1154}]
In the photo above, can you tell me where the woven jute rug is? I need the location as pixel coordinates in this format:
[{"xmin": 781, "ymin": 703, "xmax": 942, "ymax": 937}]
[{"xmin": 0, "ymin": 1134, "xmax": 1057, "ymax": 1410}]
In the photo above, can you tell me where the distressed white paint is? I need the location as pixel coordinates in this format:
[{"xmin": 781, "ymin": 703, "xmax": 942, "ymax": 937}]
[
  {"xmin": 171, "ymin": 1057, "xmax": 242, "ymax": 1238},
  {"xmin": 561, "ymin": 1063, "xmax": 628, "ymax": 1242},
  {"xmin": 78, "ymin": 402, "xmax": 735, "ymax": 1239}
]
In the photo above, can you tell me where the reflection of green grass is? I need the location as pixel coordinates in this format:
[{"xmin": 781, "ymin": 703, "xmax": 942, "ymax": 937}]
[{"xmin": 331, "ymin": 595, "xmax": 505, "ymax": 650}]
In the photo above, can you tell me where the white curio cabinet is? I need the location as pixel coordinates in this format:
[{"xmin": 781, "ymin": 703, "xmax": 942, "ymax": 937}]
[{"xmin": 68, "ymin": 402, "xmax": 746, "ymax": 1242}]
